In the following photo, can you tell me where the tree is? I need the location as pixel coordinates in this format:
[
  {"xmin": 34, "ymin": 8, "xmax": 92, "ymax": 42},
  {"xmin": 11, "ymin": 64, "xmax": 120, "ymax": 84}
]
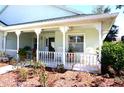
[
  {"xmin": 104, "ymin": 25, "xmax": 119, "ymax": 42},
  {"xmin": 116, "ymin": 5, "xmax": 124, "ymax": 13},
  {"xmin": 92, "ymin": 6, "xmax": 119, "ymax": 42},
  {"xmin": 92, "ymin": 5, "xmax": 111, "ymax": 14},
  {"xmin": 116, "ymin": 5, "xmax": 124, "ymax": 9}
]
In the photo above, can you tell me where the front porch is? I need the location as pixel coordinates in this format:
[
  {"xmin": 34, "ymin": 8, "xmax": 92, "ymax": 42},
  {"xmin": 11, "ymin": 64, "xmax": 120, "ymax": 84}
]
[
  {"xmin": 39, "ymin": 51, "xmax": 100, "ymax": 72},
  {"xmin": 3, "ymin": 24, "xmax": 101, "ymax": 73},
  {"xmin": 4, "ymin": 49, "xmax": 100, "ymax": 72}
]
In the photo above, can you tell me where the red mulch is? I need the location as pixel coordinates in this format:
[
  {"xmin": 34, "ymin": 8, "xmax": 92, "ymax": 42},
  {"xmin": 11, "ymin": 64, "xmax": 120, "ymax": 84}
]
[
  {"xmin": 0, "ymin": 67, "xmax": 124, "ymax": 87},
  {"xmin": 0, "ymin": 63, "xmax": 8, "ymax": 67}
]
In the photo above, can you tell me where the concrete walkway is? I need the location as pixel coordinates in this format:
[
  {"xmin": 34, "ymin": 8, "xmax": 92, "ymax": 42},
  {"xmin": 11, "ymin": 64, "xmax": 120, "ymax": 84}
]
[{"xmin": 0, "ymin": 65, "xmax": 16, "ymax": 74}]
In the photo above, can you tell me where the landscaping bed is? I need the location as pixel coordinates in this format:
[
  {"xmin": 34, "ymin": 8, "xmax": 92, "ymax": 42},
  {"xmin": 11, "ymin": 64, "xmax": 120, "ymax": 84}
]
[
  {"xmin": 0, "ymin": 66, "xmax": 124, "ymax": 87},
  {"xmin": 0, "ymin": 62, "xmax": 8, "ymax": 67}
]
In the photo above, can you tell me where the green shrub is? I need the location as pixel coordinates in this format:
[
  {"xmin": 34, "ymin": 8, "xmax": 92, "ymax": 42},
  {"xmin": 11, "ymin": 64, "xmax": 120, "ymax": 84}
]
[
  {"xmin": 39, "ymin": 71, "xmax": 48, "ymax": 87},
  {"xmin": 33, "ymin": 61, "xmax": 45, "ymax": 69},
  {"xmin": 17, "ymin": 68, "xmax": 28, "ymax": 82},
  {"xmin": 32, "ymin": 61, "xmax": 46, "ymax": 76},
  {"xmin": 0, "ymin": 51, "xmax": 6, "ymax": 56},
  {"xmin": 38, "ymin": 63, "xmax": 47, "ymax": 87},
  {"xmin": 18, "ymin": 48, "xmax": 27, "ymax": 61},
  {"xmin": 101, "ymin": 41, "xmax": 124, "ymax": 76},
  {"xmin": 56, "ymin": 64, "xmax": 65, "ymax": 73}
]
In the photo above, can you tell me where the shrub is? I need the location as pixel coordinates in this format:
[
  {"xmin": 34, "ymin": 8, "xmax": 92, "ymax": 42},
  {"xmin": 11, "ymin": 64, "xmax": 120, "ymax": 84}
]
[
  {"xmin": 39, "ymin": 71, "xmax": 48, "ymax": 87},
  {"xmin": 33, "ymin": 61, "xmax": 45, "ymax": 69},
  {"xmin": 17, "ymin": 68, "xmax": 28, "ymax": 82},
  {"xmin": 18, "ymin": 48, "xmax": 27, "ymax": 61},
  {"xmin": 10, "ymin": 58, "xmax": 17, "ymax": 65},
  {"xmin": 32, "ymin": 61, "xmax": 46, "ymax": 76},
  {"xmin": 38, "ymin": 64, "xmax": 47, "ymax": 87},
  {"xmin": 101, "ymin": 41, "xmax": 124, "ymax": 76},
  {"xmin": 56, "ymin": 64, "xmax": 65, "ymax": 73},
  {"xmin": 0, "ymin": 51, "xmax": 6, "ymax": 57},
  {"xmin": 23, "ymin": 46, "xmax": 31, "ymax": 51}
]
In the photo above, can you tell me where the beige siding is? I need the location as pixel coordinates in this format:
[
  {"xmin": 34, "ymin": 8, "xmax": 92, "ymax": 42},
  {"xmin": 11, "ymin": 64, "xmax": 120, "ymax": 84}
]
[
  {"xmin": 6, "ymin": 32, "xmax": 17, "ymax": 49},
  {"xmin": 5, "ymin": 28, "xmax": 99, "ymax": 54},
  {"xmin": 55, "ymin": 31, "xmax": 63, "ymax": 52},
  {"xmin": 20, "ymin": 32, "xmax": 35, "ymax": 49},
  {"xmin": 54, "ymin": 28, "xmax": 99, "ymax": 54},
  {"xmin": 0, "ymin": 32, "xmax": 3, "ymax": 50},
  {"xmin": 66, "ymin": 29, "xmax": 99, "ymax": 54}
]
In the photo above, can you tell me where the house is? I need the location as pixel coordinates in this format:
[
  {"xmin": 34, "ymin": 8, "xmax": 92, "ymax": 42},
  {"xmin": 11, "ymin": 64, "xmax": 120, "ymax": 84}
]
[{"xmin": 0, "ymin": 6, "xmax": 118, "ymax": 72}]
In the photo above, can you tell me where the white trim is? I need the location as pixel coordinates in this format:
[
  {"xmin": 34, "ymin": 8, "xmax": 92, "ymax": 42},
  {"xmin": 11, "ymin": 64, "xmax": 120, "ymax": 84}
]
[
  {"xmin": 66, "ymin": 32, "xmax": 86, "ymax": 54},
  {"xmin": 3, "ymin": 32, "xmax": 7, "ymax": 52},
  {"xmin": 6, "ymin": 49, "xmax": 17, "ymax": 52}
]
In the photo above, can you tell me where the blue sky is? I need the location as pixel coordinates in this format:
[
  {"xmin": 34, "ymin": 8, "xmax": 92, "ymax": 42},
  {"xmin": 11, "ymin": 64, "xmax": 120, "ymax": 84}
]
[
  {"xmin": 68, "ymin": 5, "xmax": 93, "ymax": 13},
  {"xmin": 67, "ymin": 5, "xmax": 117, "ymax": 14}
]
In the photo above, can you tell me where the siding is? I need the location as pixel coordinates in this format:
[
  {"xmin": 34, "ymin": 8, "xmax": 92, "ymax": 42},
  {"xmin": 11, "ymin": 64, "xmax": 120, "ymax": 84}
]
[{"xmin": 0, "ymin": 32, "xmax": 3, "ymax": 50}]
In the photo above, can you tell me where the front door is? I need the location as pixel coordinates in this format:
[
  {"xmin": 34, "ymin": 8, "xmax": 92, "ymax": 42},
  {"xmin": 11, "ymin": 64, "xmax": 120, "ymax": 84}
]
[{"xmin": 48, "ymin": 38, "xmax": 55, "ymax": 51}]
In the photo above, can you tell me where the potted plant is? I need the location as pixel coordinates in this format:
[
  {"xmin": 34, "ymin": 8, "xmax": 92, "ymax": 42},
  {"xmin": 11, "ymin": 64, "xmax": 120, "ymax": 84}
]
[
  {"xmin": 18, "ymin": 48, "xmax": 27, "ymax": 61},
  {"xmin": 67, "ymin": 47, "xmax": 75, "ymax": 62}
]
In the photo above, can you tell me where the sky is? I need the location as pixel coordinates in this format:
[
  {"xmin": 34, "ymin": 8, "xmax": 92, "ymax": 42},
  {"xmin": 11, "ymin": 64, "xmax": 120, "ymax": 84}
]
[
  {"xmin": 67, "ymin": 5, "xmax": 94, "ymax": 14},
  {"xmin": 67, "ymin": 5, "xmax": 116, "ymax": 13}
]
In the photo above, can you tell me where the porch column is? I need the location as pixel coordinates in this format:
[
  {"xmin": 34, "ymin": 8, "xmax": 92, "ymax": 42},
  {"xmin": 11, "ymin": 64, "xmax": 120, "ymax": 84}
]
[
  {"xmin": 15, "ymin": 30, "xmax": 21, "ymax": 61},
  {"xmin": 3, "ymin": 32, "xmax": 8, "ymax": 52},
  {"xmin": 96, "ymin": 23, "xmax": 103, "ymax": 62},
  {"xmin": 34, "ymin": 28, "xmax": 42, "ymax": 62},
  {"xmin": 60, "ymin": 26, "xmax": 69, "ymax": 66}
]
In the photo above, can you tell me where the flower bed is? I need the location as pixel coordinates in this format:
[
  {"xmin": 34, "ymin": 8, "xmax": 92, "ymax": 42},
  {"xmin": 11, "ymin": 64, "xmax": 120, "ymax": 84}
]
[
  {"xmin": 0, "ymin": 66, "xmax": 124, "ymax": 87},
  {"xmin": 0, "ymin": 63, "xmax": 8, "ymax": 67}
]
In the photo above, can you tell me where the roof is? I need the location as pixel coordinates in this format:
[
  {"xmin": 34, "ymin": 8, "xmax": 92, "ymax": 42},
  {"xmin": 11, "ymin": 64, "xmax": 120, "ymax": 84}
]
[
  {"xmin": 0, "ymin": 12, "xmax": 118, "ymax": 31},
  {"xmin": 3, "ymin": 14, "xmax": 93, "ymax": 26},
  {"xmin": 0, "ymin": 5, "xmax": 118, "ymax": 31},
  {"xmin": 0, "ymin": 5, "xmax": 85, "ymax": 26}
]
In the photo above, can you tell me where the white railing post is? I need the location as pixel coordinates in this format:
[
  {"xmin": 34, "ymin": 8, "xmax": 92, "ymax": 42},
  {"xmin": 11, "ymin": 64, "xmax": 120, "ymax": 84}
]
[
  {"xmin": 15, "ymin": 30, "xmax": 21, "ymax": 61},
  {"xmin": 3, "ymin": 32, "xmax": 8, "ymax": 52},
  {"xmin": 34, "ymin": 28, "xmax": 42, "ymax": 62},
  {"xmin": 60, "ymin": 26, "xmax": 69, "ymax": 67}
]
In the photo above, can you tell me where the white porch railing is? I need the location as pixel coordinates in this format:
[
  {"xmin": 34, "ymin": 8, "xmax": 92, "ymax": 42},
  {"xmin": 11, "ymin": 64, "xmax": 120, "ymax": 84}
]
[
  {"xmin": 39, "ymin": 51, "xmax": 100, "ymax": 71},
  {"xmin": 65, "ymin": 52, "xmax": 99, "ymax": 69},
  {"xmin": 5, "ymin": 49, "xmax": 17, "ymax": 57},
  {"xmin": 39, "ymin": 51, "xmax": 63, "ymax": 67}
]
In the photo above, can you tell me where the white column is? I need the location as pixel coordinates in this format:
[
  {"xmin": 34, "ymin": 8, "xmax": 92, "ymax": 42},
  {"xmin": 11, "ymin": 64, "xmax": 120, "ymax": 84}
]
[
  {"xmin": 60, "ymin": 26, "xmax": 69, "ymax": 66},
  {"xmin": 15, "ymin": 31, "xmax": 21, "ymax": 61},
  {"xmin": 3, "ymin": 32, "xmax": 7, "ymax": 52},
  {"xmin": 34, "ymin": 28, "xmax": 42, "ymax": 62},
  {"xmin": 96, "ymin": 23, "xmax": 103, "ymax": 62}
]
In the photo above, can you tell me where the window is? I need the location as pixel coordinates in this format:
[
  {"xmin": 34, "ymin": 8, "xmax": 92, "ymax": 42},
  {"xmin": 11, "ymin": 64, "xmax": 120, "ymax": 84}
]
[{"xmin": 68, "ymin": 35, "xmax": 84, "ymax": 52}]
